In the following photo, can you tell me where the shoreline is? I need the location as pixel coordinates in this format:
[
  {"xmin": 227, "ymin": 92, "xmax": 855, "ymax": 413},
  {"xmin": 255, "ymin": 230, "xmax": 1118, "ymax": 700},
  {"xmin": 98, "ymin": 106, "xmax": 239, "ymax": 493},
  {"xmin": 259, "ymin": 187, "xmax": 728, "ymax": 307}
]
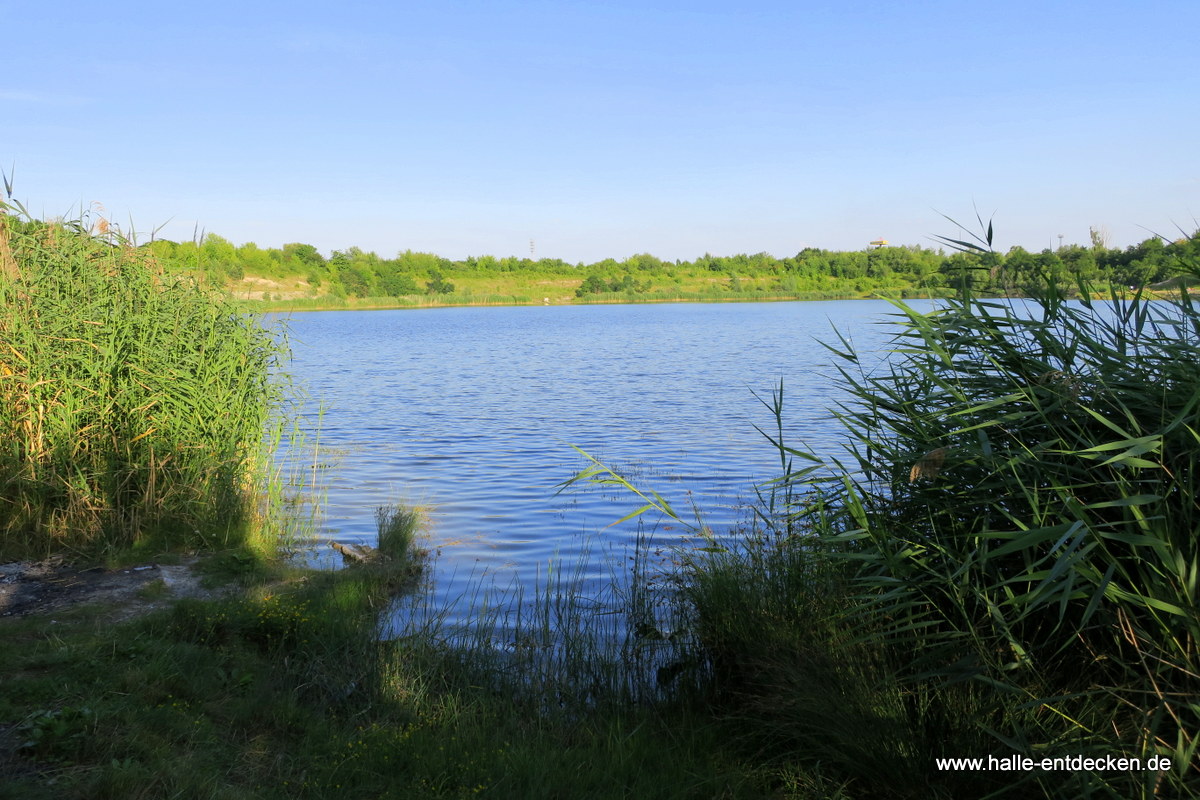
[
  {"xmin": 249, "ymin": 290, "xmax": 953, "ymax": 314},
  {"xmin": 245, "ymin": 287, "xmax": 1179, "ymax": 315}
]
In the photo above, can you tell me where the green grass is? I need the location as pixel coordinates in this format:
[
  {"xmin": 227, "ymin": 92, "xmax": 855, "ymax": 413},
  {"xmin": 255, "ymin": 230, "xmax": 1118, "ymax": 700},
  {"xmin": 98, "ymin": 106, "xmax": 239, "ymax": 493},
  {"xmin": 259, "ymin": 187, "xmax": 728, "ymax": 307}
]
[
  {"xmin": 374, "ymin": 503, "xmax": 420, "ymax": 559},
  {"xmin": 0, "ymin": 506, "xmax": 776, "ymax": 799}
]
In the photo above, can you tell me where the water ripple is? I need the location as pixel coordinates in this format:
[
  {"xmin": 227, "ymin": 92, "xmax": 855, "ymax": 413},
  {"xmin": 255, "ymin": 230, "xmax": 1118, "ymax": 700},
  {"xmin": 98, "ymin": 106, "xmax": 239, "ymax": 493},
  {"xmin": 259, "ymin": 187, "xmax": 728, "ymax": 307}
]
[{"xmin": 274, "ymin": 299, "xmax": 927, "ymax": 625}]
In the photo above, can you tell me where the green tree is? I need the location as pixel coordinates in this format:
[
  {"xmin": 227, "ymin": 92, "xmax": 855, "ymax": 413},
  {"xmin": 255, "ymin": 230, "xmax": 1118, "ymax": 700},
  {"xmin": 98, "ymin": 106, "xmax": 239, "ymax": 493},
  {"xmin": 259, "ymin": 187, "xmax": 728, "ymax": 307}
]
[
  {"xmin": 379, "ymin": 272, "xmax": 420, "ymax": 296},
  {"xmin": 865, "ymin": 248, "xmax": 890, "ymax": 280},
  {"xmin": 200, "ymin": 233, "xmax": 241, "ymax": 282},
  {"xmin": 425, "ymin": 270, "xmax": 455, "ymax": 294},
  {"xmin": 236, "ymin": 242, "xmax": 276, "ymax": 278},
  {"xmin": 1001, "ymin": 246, "xmax": 1039, "ymax": 294},
  {"xmin": 283, "ymin": 242, "xmax": 325, "ymax": 270},
  {"xmin": 576, "ymin": 274, "xmax": 609, "ymax": 296},
  {"xmin": 396, "ymin": 250, "xmax": 445, "ymax": 273},
  {"xmin": 1059, "ymin": 245, "xmax": 1101, "ymax": 287}
]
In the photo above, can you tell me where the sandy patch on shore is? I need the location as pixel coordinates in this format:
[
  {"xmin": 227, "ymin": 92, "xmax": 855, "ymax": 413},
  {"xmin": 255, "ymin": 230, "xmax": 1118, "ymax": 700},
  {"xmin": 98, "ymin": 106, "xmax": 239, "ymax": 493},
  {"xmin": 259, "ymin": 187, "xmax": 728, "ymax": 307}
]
[{"xmin": 0, "ymin": 557, "xmax": 229, "ymax": 623}]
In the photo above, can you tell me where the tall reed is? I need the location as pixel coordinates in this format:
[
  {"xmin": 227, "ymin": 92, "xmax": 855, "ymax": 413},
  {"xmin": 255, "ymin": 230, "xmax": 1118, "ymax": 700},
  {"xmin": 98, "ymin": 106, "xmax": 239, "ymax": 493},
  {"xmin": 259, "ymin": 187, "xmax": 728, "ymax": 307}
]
[
  {"xmin": 0, "ymin": 200, "xmax": 289, "ymax": 558},
  {"xmin": 565, "ymin": 237, "xmax": 1200, "ymax": 797},
  {"xmin": 776, "ymin": 267, "xmax": 1200, "ymax": 796}
]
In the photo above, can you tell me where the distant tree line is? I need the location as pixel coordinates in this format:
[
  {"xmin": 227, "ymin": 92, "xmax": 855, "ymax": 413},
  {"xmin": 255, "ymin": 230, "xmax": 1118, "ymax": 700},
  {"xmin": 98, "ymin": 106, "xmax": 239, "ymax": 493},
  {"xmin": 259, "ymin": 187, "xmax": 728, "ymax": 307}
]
[{"xmin": 130, "ymin": 227, "xmax": 1200, "ymax": 300}]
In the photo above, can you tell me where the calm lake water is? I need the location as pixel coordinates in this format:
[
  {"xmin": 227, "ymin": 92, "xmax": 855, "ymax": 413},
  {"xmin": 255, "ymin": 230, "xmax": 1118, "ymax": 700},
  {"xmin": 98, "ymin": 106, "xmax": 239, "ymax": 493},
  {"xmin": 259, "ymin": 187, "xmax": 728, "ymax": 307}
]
[{"xmin": 275, "ymin": 299, "xmax": 931, "ymax": 627}]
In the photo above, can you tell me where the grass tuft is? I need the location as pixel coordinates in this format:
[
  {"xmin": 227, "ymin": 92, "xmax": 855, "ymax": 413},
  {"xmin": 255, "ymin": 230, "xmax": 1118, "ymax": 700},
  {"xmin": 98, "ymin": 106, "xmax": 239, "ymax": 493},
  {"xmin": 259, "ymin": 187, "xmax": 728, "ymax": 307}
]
[{"xmin": 374, "ymin": 503, "xmax": 421, "ymax": 560}]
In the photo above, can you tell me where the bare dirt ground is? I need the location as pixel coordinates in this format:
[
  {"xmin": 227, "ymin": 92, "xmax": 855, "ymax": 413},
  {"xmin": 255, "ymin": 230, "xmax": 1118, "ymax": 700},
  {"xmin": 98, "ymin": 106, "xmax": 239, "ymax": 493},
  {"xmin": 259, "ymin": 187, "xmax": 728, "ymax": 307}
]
[
  {"xmin": 234, "ymin": 275, "xmax": 314, "ymax": 301},
  {"xmin": 0, "ymin": 557, "xmax": 230, "ymax": 623}
]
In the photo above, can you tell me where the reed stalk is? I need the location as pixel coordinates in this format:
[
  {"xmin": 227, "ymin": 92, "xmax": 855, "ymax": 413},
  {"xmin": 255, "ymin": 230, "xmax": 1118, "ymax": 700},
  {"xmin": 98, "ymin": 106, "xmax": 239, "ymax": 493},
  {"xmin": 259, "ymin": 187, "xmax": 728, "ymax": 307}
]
[{"xmin": 0, "ymin": 199, "xmax": 289, "ymax": 559}]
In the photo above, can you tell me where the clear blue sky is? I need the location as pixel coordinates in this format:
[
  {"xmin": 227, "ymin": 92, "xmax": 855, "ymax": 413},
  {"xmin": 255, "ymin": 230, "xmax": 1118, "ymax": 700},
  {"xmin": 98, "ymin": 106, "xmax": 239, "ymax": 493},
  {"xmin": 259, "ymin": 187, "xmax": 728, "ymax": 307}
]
[{"xmin": 4, "ymin": 0, "xmax": 1197, "ymax": 263}]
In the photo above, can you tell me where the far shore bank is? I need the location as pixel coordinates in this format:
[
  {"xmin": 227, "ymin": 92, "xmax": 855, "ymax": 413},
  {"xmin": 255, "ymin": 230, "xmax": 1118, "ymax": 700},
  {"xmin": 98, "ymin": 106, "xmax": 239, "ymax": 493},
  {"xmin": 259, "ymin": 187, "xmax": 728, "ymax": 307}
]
[
  {"xmin": 249, "ymin": 290, "xmax": 952, "ymax": 314},
  {"xmin": 245, "ymin": 287, "xmax": 1184, "ymax": 315}
]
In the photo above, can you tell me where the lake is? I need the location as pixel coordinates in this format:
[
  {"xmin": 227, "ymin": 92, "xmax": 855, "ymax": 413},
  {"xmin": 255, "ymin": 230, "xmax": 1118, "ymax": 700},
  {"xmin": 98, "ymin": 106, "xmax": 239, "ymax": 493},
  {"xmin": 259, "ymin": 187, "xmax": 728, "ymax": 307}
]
[{"xmin": 275, "ymin": 299, "xmax": 931, "ymax": 629}]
